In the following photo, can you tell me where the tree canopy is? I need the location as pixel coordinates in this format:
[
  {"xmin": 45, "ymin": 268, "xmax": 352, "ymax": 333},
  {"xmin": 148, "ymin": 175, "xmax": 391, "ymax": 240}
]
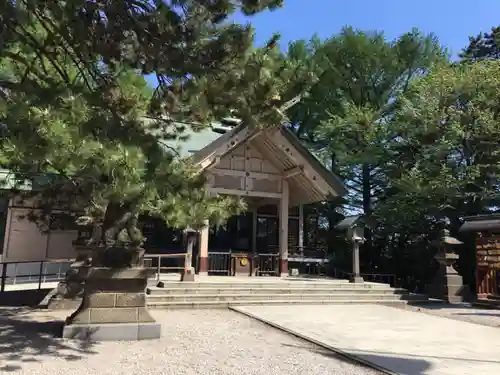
[{"xmin": 0, "ymin": 1, "xmax": 315, "ymax": 251}]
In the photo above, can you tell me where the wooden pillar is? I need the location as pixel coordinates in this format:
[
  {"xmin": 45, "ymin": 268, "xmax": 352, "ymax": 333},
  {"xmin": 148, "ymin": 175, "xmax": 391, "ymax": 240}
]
[
  {"xmin": 298, "ymin": 204, "xmax": 304, "ymax": 257},
  {"xmin": 251, "ymin": 207, "xmax": 258, "ymax": 276},
  {"xmin": 279, "ymin": 180, "xmax": 289, "ymax": 277},
  {"xmin": 198, "ymin": 220, "xmax": 209, "ymax": 276},
  {"xmin": 252, "ymin": 207, "xmax": 258, "ymax": 255}
]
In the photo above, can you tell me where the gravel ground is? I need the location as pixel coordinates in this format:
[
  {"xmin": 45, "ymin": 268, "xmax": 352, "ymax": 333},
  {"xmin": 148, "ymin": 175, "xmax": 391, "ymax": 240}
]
[
  {"xmin": 385, "ymin": 302, "xmax": 500, "ymax": 327},
  {"xmin": 0, "ymin": 308, "xmax": 380, "ymax": 375}
]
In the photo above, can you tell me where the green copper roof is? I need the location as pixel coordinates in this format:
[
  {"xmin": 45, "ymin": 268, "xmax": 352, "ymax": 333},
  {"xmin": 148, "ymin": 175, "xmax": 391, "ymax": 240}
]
[{"xmin": 162, "ymin": 125, "xmax": 228, "ymax": 159}]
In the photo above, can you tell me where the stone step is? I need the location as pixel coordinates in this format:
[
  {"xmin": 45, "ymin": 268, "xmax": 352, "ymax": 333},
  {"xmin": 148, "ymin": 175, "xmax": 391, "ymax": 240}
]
[
  {"xmin": 146, "ymin": 287, "xmax": 407, "ymax": 296},
  {"xmin": 147, "ymin": 298, "xmax": 426, "ymax": 309},
  {"xmin": 147, "ymin": 292, "xmax": 424, "ymax": 303},
  {"xmin": 148, "ymin": 282, "xmax": 394, "ymax": 290},
  {"xmin": 472, "ymin": 298, "xmax": 500, "ymax": 309}
]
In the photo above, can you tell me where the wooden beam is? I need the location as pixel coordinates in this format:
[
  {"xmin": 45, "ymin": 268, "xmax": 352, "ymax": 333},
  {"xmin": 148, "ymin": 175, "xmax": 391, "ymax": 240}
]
[
  {"xmin": 208, "ymin": 187, "xmax": 282, "ymax": 199},
  {"xmin": 283, "ymin": 166, "xmax": 303, "ymax": 179},
  {"xmin": 196, "ymin": 127, "xmax": 253, "ymax": 171},
  {"xmin": 211, "ymin": 168, "xmax": 282, "ymax": 181},
  {"xmin": 271, "ymin": 132, "xmax": 332, "ymax": 196}
]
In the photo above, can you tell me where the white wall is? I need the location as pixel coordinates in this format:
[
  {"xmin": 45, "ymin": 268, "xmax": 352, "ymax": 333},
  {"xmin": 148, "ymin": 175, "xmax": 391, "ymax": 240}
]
[{"xmin": 2, "ymin": 207, "xmax": 77, "ymax": 262}]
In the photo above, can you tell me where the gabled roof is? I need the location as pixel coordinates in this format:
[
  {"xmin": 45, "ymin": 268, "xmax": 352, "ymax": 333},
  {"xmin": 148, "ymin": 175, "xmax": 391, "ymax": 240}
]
[
  {"xmin": 185, "ymin": 123, "xmax": 347, "ymax": 199},
  {"xmin": 280, "ymin": 127, "xmax": 346, "ymax": 197}
]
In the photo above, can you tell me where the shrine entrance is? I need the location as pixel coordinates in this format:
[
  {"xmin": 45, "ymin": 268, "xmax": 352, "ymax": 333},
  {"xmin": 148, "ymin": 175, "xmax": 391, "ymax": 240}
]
[{"xmin": 205, "ymin": 208, "xmax": 280, "ymax": 276}]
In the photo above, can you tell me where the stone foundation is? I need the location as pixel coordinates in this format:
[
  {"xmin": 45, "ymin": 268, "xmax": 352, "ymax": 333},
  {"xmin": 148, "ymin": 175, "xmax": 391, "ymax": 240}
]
[{"xmin": 63, "ymin": 267, "xmax": 161, "ymax": 341}]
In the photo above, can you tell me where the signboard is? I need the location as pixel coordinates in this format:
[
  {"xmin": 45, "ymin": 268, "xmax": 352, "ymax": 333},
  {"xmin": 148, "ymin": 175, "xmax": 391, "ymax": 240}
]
[{"xmin": 476, "ymin": 236, "xmax": 500, "ymax": 268}]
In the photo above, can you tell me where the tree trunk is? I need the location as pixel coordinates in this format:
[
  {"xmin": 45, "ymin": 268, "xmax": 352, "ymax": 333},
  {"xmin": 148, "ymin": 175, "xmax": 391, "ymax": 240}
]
[{"xmin": 361, "ymin": 163, "xmax": 373, "ymax": 270}]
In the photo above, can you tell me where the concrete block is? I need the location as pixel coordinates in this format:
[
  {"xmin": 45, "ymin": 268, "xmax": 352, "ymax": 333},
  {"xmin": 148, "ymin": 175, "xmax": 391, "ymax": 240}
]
[
  {"xmin": 63, "ymin": 323, "xmax": 134, "ymax": 341},
  {"xmin": 69, "ymin": 309, "xmax": 91, "ymax": 324},
  {"xmin": 89, "ymin": 307, "xmax": 138, "ymax": 324},
  {"xmin": 115, "ymin": 293, "xmax": 146, "ymax": 307},
  {"xmin": 137, "ymin": 307, "xmax": 156, "ymax": 323},
  {"xmin": 181, "ymin": 272, "xmax": 195, "ymax": 282},
  {"xmin": 138, "ymin": 323, "xmax": 162, "ymax": 340},
  {"xmin": 87, "ymin": 293, "xmax": 116, "ymax": 308}
]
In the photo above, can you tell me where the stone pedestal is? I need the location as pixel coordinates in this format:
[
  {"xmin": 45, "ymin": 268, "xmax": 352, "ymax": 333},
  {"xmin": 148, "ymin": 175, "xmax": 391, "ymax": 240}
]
[
  {"xmin": 181, "ymin": 267, "xmax": 195, "ymax": 281},
  {"xmin": 430, "ymin": 252, "xmax": 470, "ymax": 303},
  {"xmin": 63, "ymin": 267, "xmax": 161, "ymax": 341}
]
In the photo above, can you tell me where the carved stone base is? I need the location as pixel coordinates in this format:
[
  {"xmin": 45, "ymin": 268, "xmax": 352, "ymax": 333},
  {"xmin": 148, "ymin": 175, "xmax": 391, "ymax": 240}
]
[{"xmin": 63, "ymin": 267, "xmax": 161, "ymax": 341}]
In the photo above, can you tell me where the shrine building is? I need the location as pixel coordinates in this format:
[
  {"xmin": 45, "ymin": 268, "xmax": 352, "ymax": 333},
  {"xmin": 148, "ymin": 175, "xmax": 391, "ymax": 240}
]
[{"xmin": 0, "ymin": 119, "xmax": 346, "ymax": 277}]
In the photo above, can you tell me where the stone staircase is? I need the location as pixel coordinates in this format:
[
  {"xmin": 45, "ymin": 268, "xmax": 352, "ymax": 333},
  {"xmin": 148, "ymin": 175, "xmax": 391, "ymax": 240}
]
[
  {"xmin": 146, "ymin": 278, "xmax": 429, "ymax": 309},
  {"xmin": 472, "ymin": 295, "xmax": 500, "ymax": 309}
]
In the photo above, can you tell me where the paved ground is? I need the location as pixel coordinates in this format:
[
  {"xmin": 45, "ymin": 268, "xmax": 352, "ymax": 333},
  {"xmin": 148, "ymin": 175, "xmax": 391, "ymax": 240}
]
[
  {"xmin": 387, "ymin": 302, "xmax": 500, "ymax": 327},
  {"xmin": 231, "ymin": 304, "xmax": 500, "ymax": 375},
  {"xmin": 0, "ymin": 308, "xmax": 379, "ymax": 375}
]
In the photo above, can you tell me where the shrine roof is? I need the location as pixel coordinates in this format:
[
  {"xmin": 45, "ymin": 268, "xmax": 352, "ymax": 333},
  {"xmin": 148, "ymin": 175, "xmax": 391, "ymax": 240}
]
[{"xmin": 459, "ymin": 214, "xmax": 500, "ymax": 232}]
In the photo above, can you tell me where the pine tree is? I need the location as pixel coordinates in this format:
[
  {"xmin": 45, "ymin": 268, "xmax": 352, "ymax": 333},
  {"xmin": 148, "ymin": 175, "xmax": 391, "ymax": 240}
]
[
  {"xmin": 461, "ymin": 26, "xmax": 500, "ymax": 61},
  {"xmin": 285, "ymin": 27, "xmax": 446, "ymax": 266},
  {"xmin": 0, "ymin": 1, "xmax": 309, "ymax": 266}
]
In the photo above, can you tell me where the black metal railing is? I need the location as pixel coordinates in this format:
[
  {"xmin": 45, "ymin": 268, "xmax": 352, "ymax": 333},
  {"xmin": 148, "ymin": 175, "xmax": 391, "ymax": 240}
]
[
  {"xmin": 256, "ymin": 253, "xmax": 279, "ymax": 276},
  {"xmin": 288, "ymin": 245, "xmax": 328, "ymax": 261},
  {"xmin": 332, "ymin": 268, "xmax": 397, "ymax": 286},
  {"xmin": 0, "ymin": 259, "xmax": 73, "ymax": 292},
  {"xmin": 208, "ymin": 251, "xmax": 231, "ymax": 275}
]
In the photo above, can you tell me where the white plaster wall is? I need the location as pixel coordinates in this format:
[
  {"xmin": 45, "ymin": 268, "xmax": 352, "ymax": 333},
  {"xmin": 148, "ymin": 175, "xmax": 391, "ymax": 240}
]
[{"xmin": 3, "ymin": 207, "xmax": 77, "ymax": 262}]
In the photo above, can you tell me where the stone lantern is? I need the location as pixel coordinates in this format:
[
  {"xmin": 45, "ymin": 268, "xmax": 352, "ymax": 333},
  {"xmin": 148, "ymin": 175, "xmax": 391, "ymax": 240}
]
[
  {"xmin": 336, "ymin": 215, "xmax": 376, "ymax": 283},
  {"xmin": 429, "ymin": 217, "xmax": 469, "ymax": 303}
]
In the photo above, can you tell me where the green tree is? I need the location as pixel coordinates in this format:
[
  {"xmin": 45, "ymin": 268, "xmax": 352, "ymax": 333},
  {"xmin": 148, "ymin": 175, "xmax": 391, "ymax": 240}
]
[
  {"xmin": 316, "ymin": 27, "xmax": 446, "ymax": 215},
  {"xmin": 386, "ymin": 60, "xmax": 500, "ymax": 225},
  {"xmin": 285, "ymin": 27, "xmax": 446, "ymax": 268},
  {"xmin": 461, "ymin": 26, "xmax": 500, "ymax": 61},
  {"xmin": 0, "ymin": 1, "xmax": 310, "ymax": 266},
  {"xmin": 381, "ymin": 61, "xmax": 500, "ymax": 288}
]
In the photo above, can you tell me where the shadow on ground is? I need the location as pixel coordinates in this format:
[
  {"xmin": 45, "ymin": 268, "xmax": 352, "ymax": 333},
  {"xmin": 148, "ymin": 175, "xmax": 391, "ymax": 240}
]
[
  {"xmin": 284, "ymin": 341, "xmax": 500, "ymax": 375},
  {"xmin": 282, "ymin": 342, "xmax": 432, "ymax": 375},
  {"xmin": 0, "ymin": 308, "xmax": 96, "ymax": 372}
]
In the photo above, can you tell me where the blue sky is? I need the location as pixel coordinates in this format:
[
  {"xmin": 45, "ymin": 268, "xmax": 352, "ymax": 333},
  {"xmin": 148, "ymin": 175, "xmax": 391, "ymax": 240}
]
[
  {"xmin": 146, "ymin": 1, "xmax": 499, "ymax": 86},
  {"xmin": 234, "ymin": 0, "xmax": 500, "ymax": 57}
]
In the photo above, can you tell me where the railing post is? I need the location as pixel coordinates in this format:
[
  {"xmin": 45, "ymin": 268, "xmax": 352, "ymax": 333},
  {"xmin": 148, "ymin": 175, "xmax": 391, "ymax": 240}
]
[
  {"xmin": 156, "ymin": 256, "xmax": 161, "ymax": 281},
  {"xmin": 57, "ymin": 262, "xmax": 63, "ymax": 280},
  {"xmin": 38, "ymin": 261, "xmax": 44, "ymax": 290},
  {"xmin": 0, "ymin": 263, "xmax": 7, "ymax": 292}
]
